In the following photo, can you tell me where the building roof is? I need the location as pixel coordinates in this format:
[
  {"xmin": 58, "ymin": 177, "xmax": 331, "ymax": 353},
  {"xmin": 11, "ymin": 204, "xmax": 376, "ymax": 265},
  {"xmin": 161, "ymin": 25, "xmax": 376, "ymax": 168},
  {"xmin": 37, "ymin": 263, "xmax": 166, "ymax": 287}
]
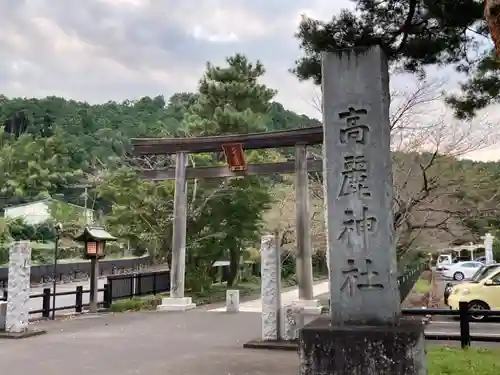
[
  {"xmin": 74, "ymin": 226, "xmax": 117, "ymax": 242},
  {"xmin": 4, "ymin": 198, "xmax": 94, "ymax": 212}
]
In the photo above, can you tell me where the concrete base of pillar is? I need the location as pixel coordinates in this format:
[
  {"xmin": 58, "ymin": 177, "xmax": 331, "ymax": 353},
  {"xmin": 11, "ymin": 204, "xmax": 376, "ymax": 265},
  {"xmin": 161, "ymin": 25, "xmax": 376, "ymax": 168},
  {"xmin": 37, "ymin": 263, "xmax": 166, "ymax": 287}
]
[
  {"xmin": 0, "ymin": 329, "xmax": 46, "ymax": 339},
  {"xmin": 156, "ymin": 297, "xmax": 196, "ymax": 312},
  {"xmin": 293, "ymin": 299, "xmax": 322, "ymax": 314},
  {"xmin": 299, "ymin": 316, "xmax": 426, "ymax": 375}
]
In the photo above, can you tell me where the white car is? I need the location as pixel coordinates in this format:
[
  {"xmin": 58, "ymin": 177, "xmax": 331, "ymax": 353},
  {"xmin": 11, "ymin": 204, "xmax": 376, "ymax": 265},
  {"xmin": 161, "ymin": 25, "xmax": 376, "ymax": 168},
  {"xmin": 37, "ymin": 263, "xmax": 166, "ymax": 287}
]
[
  {"xmin": 436, "ymin": 254, "xmax": 454, "ymax": 271},
  {"xmin": 442, "ymin": 261, "xmax": 483, "ymax": 281}
]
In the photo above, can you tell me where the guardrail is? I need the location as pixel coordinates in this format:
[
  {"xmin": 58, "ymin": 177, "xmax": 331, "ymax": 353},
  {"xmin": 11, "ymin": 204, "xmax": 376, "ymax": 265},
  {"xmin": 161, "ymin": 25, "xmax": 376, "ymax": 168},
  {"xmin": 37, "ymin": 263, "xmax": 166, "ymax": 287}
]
[{"xmin": 403, "ymin": 302, "xmax": 500, "ymax": 348}]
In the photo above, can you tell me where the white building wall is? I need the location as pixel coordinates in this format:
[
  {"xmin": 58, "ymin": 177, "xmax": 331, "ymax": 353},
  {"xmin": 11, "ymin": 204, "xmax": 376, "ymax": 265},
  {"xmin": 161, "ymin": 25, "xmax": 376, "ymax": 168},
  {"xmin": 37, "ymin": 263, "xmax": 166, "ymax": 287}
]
[
  {"xmin": 4, "ymin": 201, "xmax": 94, "ymax": 225},
  {"xmin": 4, "ymin": 202, "xmax": 51, "ymax": 225}
]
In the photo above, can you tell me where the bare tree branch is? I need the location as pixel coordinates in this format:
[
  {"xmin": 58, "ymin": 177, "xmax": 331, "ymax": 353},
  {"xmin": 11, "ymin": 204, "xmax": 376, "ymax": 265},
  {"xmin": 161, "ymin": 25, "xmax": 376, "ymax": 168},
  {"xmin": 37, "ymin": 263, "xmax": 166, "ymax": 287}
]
[{"xmin": 307, "ymin": 76, "xmax": 500, "ymax": 255}]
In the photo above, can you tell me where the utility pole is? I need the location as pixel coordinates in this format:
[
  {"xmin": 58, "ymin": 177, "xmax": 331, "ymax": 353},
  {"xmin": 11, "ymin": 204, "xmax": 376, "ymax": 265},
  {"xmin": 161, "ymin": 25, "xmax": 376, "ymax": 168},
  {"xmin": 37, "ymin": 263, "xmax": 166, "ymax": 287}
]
[
  {"xmin": 66, "ymin": 183, "xmax": 92, "ymax": 224},
  {"xmin": 84, "ymin": 186, "xmax": 89, "ymax": 225}
]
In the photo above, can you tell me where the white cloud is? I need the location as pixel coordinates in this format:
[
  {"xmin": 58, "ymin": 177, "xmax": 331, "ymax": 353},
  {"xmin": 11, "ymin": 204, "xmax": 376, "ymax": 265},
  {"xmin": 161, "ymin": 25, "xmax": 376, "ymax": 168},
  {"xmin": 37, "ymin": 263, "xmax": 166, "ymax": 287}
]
[{"xmin": 0, "ymin": 0, "xmax": 499, "ymax": 160}]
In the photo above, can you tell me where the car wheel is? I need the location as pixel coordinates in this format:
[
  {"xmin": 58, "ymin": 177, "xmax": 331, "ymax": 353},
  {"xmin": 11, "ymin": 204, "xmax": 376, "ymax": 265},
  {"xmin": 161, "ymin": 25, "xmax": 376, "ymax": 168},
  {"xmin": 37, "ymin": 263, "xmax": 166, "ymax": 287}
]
[
  {"xmin": 453, "ymin": 272, "xmax": 465, "ymax": 281},
  {"xmin": 468, "ymin": 301, "xmax": 490, "ymax": 322}
]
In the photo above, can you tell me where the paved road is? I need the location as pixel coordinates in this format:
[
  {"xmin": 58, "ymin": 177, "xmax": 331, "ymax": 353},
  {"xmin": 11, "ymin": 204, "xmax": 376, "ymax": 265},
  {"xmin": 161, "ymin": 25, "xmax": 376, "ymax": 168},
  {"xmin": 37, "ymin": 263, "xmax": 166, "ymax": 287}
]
[{"xmin": 3, "ymin": 311, "xmax": 298, "ymax": 375}]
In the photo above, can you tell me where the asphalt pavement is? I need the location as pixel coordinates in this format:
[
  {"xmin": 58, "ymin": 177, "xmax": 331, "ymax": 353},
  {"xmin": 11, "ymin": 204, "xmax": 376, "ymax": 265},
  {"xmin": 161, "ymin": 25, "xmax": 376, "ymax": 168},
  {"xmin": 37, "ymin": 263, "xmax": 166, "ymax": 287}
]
[{"xmin": 3, "ymin": 311, "xmax": 298, "ymax": 375}]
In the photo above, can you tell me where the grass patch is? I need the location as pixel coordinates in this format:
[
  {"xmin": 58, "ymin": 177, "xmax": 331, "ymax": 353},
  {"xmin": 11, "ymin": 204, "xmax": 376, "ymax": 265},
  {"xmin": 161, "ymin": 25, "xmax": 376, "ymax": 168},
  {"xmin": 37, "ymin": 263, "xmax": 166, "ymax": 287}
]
[
  {"xmin": 428, "ymin": 346, "xmax": 500, "ymax": 374},
  {"xmin": 414, "ymin": 278, "xmax": 431, "ymax": 293},
  {"xmin": 109, "ymin": 280, "xmax": 264, "ymax": 313}
]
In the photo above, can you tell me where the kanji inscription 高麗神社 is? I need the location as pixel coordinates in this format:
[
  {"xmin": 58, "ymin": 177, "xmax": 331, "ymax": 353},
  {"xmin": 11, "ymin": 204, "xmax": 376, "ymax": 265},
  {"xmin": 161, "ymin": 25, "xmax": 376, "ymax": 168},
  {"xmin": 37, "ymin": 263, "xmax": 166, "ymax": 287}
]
[
  {"xmin": 339, "ymin": 154, "xmax": 371, "ymax": 198},
  {"xmin": 338, "ymin": 107, "xmax": 371, "ymax": 145}
]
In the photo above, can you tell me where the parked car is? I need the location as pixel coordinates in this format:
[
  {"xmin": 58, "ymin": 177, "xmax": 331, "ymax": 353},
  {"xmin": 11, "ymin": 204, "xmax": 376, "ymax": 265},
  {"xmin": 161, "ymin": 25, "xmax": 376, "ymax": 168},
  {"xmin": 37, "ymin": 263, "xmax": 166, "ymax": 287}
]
[
  {"xmin": 446, "ymin": 268, "xmax": 500, "ymax": 321},
  {"xmin": 444, "ymin": 263, "xmax": 500, "ymax": 304},
  {"xmin": 475, "ymin": 256, "xmax": 487, "ymax": 264},
  {"xmin": 436, "ymin": 254, "xmax": 454, "ymax": 271},
  {"xmin": 442, "ymin": 261, "xmax": 483, "ymax": 281}
]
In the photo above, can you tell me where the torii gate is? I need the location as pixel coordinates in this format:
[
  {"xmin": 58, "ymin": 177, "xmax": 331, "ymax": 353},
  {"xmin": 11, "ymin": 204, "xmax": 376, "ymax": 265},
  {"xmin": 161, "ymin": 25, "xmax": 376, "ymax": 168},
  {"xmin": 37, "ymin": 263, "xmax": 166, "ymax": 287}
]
[{"xmin": 131, "ymin": 127, "xmax": 324, "ymax": 311}]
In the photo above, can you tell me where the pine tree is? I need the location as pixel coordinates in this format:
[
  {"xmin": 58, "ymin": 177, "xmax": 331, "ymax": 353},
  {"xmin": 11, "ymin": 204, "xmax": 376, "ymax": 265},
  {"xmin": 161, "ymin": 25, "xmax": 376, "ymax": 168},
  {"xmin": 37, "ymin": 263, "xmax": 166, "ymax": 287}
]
[
  {"xmin": 183, "ymin": 54, "xmax": 276, "ymax": 286},
  {"xmin": 293, "ymin": 0, "xmax": 494, "ymax": 119},
  {"xmin": 185, "ymin": 53, "xmax": 276, "ymax": 135}
]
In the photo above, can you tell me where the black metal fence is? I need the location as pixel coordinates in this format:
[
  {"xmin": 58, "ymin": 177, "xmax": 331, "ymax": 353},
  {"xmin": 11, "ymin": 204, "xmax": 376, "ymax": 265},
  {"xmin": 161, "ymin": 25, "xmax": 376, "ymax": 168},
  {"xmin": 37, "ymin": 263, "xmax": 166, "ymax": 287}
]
[
  {"xmin": 2, "ymin": 263, "xmax": 417, "ymax": 316},
  {"xmin": 403, "ymin": 303, "xmax": 500, "ymax": 348},
  {"xmin": 398, "ymin": 261, "xmax": 427, "ymax": 302},
  {"xmin": 0, "ymin": 286, "xmax": 108, "ymax": 317},
  {"xmin": 0, "ymin": 256, "xmax": 153, "ymax": 287},
  {"xmin": 0, "ymin": 270, "xmax": 169, "ymax": 317},
  {"xmin": 104, "ymin": 271, "xmax": 170, "ymax": 306}
]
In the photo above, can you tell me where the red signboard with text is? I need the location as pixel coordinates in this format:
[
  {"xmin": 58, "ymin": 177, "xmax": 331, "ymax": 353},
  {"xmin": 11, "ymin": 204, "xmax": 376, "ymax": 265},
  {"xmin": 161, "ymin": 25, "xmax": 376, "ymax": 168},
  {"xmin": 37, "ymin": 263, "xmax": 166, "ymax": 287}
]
[{"xmin": 222, "ymin": 143, "xmax": 246, "ymax": 171}]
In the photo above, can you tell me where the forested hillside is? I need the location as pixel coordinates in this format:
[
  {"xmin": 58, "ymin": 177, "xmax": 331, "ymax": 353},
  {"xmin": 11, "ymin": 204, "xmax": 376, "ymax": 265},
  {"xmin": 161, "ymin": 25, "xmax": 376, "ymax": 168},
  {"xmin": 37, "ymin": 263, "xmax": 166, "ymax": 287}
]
[
  {"xmin": 1, "ymin": 54, "xmax": 500, "ymax": 290},
  {"xmin": 0, "ymin": 92, "xmax": 320, "ymax": 210}
]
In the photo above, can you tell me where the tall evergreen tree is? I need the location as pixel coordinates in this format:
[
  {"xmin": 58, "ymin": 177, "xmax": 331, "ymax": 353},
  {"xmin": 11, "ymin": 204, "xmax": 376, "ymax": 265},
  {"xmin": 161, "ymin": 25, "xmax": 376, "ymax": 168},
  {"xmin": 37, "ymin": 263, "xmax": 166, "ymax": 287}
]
[
  {"xmin": 184, "ymin": 54, "xmax": 276, "ymax": 286},
  {"xmin": 185, "ymin": 54, "xmax": 276, "ymax": 135}
]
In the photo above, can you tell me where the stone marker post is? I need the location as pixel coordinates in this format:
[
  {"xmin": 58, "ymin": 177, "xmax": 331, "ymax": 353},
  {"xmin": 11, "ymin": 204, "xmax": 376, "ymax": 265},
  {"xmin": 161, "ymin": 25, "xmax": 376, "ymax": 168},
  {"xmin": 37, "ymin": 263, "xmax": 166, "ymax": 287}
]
[
  {"xmin": 484, "ymin": 233, "xmax": 494, "ymax": 265},
  {"xmin": 261, "ymin": 234, "xmax": 281, "ymax": 340},
  {"xmin": 226, "ymin": 289, "xmax": 240, "ymax": 313},
  {"xmin": 281, "ymin": 304, "xmax": 304, "ymax": 341},
  {"xmin": 6, "ymin": 241, "xmax": 32, "ymax": 333},
  {"xmin": 299, "ymin": 47, "xmax": 426, "ymax": 375}
]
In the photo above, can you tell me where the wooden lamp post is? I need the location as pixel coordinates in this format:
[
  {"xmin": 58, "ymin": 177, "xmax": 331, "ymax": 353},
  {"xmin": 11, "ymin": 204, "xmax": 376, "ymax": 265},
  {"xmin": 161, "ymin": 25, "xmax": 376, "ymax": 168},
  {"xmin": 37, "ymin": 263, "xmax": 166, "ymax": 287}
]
[{"xmin": 74, "ymin": 226, "xmax": 116, "ymax": 313}]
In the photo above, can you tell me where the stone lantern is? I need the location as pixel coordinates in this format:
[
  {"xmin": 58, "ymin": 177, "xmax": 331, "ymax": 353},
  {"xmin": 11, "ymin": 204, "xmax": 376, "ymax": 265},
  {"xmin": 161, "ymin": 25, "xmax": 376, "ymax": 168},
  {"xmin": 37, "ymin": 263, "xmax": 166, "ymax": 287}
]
[{"xmin": 75, "ymin": 226, "xmax": 116, "ymax": 312}]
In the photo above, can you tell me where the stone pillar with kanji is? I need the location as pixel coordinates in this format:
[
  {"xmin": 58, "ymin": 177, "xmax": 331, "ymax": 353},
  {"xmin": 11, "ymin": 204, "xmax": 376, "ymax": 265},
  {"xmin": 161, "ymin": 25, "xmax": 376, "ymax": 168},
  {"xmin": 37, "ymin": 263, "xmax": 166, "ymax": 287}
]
[{"xmin": 299, "ymin": 47, "xmax": 427, "ymax": 375}]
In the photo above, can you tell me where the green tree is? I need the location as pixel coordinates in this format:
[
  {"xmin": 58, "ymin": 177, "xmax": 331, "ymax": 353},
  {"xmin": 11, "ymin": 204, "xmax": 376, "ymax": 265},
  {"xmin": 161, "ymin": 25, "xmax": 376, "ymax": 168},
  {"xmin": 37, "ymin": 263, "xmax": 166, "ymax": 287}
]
[
  {"xmin": 293, "ymin": 0, "xmax": 493, "ymax": 119},
  {"xmin": 493, "ymin": 238, "xmax": 500, "ymax": 262},
  {"xmin": 0, "ymin": 129, "xmax": 83, "ymax": 208},
  {"xmin": 183, "ymin": 54, "xmax": 276, "ymax": 286},
  {"xmin": 96, "ymin": 168, "xmax": 174, "ymax": 259},
  {"xmin": 0, "ymin": 218, "xmax": 11, "ymax": 246}
]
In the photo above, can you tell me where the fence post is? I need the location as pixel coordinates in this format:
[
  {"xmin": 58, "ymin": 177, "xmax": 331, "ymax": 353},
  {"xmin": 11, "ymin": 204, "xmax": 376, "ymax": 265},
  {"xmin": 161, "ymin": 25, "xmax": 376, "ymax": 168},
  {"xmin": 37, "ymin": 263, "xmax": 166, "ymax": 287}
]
[
  {"xmin": 137, "ymin": 273, "xmax": 142, "ymax": 297},
  {"xmin": 153, "ymin": 273, "xmax": 157, "ymax": 295},
  {"xmin": 2, "ymin": 289, "xmax": 7, "ymax": 301},
  {"xmin": 130, "ymin": 275, "xmax": 135, "ymax": 299},
  {"xmin": 103, "ymin": 283, "xmax": 111, "ymax": 308},
  {"xmin": 75, "ymin": 286, "xmax": 83, "ymax": 313},
  {"xmin": 459, "ymin": 301, "xmax": 471, "ymax": 348},
  {"xmin": 42, "ymin": 288, "xmax": 51, "ymax": 318}
]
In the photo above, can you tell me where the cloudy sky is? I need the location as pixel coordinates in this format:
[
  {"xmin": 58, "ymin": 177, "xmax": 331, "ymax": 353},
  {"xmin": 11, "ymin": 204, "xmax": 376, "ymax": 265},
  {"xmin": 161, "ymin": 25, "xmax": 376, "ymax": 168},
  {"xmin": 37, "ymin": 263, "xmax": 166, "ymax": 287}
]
[{"xmin": 2, "ymin": 0, "xmax": 500, "ymax": 160}]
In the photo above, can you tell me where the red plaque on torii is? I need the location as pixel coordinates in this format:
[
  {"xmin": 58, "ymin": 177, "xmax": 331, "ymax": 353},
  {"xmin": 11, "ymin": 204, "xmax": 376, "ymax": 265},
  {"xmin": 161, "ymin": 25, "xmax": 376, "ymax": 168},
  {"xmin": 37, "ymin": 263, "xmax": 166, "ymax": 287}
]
[{"xmin": 222, "ymin": 143, "xmax": 246, "ymax": 171}]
